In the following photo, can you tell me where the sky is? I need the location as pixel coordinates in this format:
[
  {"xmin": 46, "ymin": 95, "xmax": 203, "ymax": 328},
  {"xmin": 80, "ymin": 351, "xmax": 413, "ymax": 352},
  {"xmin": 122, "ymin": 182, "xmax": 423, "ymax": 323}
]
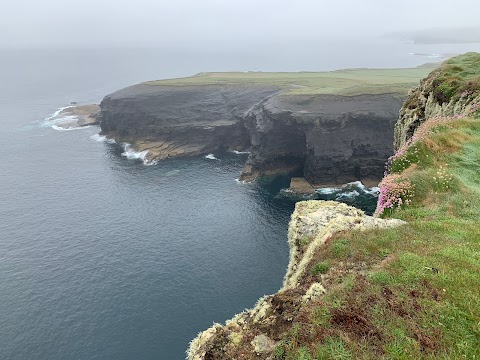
[{"xmin": 2, "ymin": 0, "xmax": 480, "ymax": 48}]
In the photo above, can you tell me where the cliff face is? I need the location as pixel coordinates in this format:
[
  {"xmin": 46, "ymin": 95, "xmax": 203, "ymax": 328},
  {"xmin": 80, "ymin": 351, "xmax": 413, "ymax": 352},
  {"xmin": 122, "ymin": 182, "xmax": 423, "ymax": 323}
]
[
  {"xmin": 100, "ymin": 85, "xmax": 278, "ymax": 159},
  {"xmin": 240, "ymin": 93, "xmax": 403, "ymax": 184},
  {"xmin": 99, "ymin": 83, "xmax": 404, "ymax": 185}
]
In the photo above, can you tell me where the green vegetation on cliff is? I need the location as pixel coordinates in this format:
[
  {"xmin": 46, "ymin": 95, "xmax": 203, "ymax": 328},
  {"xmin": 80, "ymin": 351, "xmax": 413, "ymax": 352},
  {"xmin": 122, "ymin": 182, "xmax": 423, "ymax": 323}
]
[
  {"xmin": 429, "ymin": 52, "xmax": 480, "ymax": 104},
  {"xmin": 275, "ymin": 116, "xmax": 480, "ymax": 359},
  {"xmin": 144, "ymin": 67, "xmax": 435, "ymax": 96},
  {"xmin": 395, "ymin": 52, "xmax": 480, "ymax": 152}
]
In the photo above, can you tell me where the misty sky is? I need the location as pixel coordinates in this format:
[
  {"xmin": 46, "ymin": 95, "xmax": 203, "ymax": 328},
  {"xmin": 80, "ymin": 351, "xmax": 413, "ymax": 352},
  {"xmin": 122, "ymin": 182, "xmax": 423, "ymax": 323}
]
[{"xmin": 2, "ymin": 0, "xmax": 480, "ymax": 48}]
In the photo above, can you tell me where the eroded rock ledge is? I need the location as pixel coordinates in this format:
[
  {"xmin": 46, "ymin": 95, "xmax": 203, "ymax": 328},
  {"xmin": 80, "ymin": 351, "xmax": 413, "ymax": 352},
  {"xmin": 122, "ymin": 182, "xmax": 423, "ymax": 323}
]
[
  {"xmin": 98, "ymin": 84, "xmax": 404, "ymax": 185},
  {"xmin": 187, "ymin": 201, "xmax": 405, "ymax": 360},
  {"xmin": 50, "ymin": 104, "xmax": 100, "ymax": 129}
]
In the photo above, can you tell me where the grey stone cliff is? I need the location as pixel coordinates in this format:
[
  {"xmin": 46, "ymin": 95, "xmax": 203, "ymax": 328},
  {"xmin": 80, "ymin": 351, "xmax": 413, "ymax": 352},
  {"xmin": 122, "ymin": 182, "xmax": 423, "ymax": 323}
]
[{"xmin": 99, "ymin": 84, "xmax": 404, "ymax": 184}]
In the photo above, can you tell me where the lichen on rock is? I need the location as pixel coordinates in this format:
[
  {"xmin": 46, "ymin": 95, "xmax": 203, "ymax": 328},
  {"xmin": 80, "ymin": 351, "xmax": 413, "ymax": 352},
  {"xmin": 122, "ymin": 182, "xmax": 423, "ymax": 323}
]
[{"xmin": 284, "ymin": 201, "xmax": 405, "ymax": 289}]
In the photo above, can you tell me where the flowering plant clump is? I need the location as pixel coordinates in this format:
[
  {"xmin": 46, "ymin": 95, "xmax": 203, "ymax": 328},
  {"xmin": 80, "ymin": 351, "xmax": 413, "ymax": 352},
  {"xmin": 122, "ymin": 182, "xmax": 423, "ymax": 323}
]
[
  {"xmin": 388, "ymin": 145, "xmax": 423, "ymax": 174},
  {"xmin": 461, "ymin": 90, "xmax": 474, "ymax": 99},
  {"xmin": 386, "ymin": 116, "xmax": 456, "ymax": 174},
  {"xmin": 433, "ymin": 164, "xmax": 454, "ymax": 192},
  {"xmin": 469, "ymin": 101, "xmax": 480, "ymax": 117},
  {"xmin": 377, "ymin": 174, "xmax": 414, "ymax": 216},
  {"xmin": 379, "ymin": 90, "xmax": 479, "ymax": 215}
]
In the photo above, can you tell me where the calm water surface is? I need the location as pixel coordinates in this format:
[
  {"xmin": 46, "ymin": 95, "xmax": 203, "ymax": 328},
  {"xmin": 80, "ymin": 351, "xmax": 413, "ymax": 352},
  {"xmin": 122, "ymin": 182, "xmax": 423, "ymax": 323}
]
[{"xmin": 2, "ymin": 42, "xmax": 480, "ymax": 359}]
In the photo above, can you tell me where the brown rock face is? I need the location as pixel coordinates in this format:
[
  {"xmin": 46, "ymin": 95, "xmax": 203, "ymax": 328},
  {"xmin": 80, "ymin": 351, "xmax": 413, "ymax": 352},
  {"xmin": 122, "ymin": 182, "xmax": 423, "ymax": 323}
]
[{"xmin": 99, "ymin": 84, "xmax": 404, "ymax": 184}]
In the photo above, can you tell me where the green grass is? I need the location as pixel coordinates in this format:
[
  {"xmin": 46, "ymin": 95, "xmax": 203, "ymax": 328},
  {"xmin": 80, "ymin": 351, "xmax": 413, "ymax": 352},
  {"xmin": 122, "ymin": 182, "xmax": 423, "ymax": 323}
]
[
  {"xmin": 311, "ymin": 261, "xmax": 330, "ymax": 275},
  {"xmin": 275, "ymin": 118, "xmax": 480, "ymax": 359},
  {"xmin": 431, "ymin": 52, "xmax": 480, "ymax": 103},
  {"xmin": 143, "ymin": 67, "xmax": 436, "ymax": 96}
]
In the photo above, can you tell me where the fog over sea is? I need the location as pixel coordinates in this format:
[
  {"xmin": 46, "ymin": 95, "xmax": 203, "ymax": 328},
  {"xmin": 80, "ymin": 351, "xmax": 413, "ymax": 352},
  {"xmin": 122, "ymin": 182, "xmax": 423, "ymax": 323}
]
[{"xmin": 1, "ymin": 40, "xmax": 479, "ymax": 359}]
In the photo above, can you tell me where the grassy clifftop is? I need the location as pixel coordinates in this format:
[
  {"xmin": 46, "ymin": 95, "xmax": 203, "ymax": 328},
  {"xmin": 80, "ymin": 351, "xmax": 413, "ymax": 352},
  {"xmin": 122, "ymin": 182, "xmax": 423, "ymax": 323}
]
[
  {"xmin": 144, "ymin": 67, "xmax": 435, "ymax": 96},
  {"xmin": 429, "ymin": 52, "xmax": 480, "ymax": 104},
  {"xmin": 274, "ymin": 116, "xmax": 480, "ymax": 359}
]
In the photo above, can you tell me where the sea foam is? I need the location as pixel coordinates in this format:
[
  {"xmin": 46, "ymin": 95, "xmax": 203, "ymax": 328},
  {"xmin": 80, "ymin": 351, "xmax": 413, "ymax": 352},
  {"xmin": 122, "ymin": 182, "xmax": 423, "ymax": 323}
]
[
  {"xmin": 90, "ymin": 134, "xmax": 116, "ymax": 144},
  {"xmin": 235, "ymin": 178, "xmax": 252, "ymax": 184},
  {"xmin": 335, "ymin": 190, "xmax": 360, "ymax": 200},
  {"xmin": 316, "ymin": 187, "xmax": 341, "ymax": 195},
  {"xmin": 43, "ymin": 106, "xmax": 91, "ymax": 131},
  {"xmin": 315, "ymin": 181, "xmax": 379, "ymax": 202},
  {"xmin": 121, "ymin": 143, "xmax": 157, "ymax": 166},
  {"xmin": 205, "ymin": 153, "xmax": 219, "ymax": 160},
  {"xmin": 51, "ymin": 124, "xmax": 93, "ymax": 131}
]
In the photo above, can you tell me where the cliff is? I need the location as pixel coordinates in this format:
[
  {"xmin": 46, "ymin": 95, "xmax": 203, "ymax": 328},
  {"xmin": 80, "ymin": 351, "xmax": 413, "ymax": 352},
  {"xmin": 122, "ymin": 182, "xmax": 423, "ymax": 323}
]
[
  {"xmin": 240, "ymin": 93, "xmax": 403, "ymax": 184},
  {"xmin": 187, "ymin": 53, "xmax": 480, "ymax": 359},
  {"xmin": 99, "ymin": 68, "xmax": 432, "ymax": 185},
  {"xmin": 395, "ymin": 52, "xmax": 480, "ymax": 150}
]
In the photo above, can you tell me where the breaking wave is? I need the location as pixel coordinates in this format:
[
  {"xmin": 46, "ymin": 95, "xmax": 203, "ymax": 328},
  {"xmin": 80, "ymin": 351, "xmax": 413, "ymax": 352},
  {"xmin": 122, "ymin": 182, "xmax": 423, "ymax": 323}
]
[
  {"xmin": 316, "ymin": 187, "xmax": 341, "ymax": 195},
  {"xmin": 90, "ymin": 134, "xmax": 116, "ymax": 144},
  {"xmin": 43, "ymin": 106, "xmax": 71, "ymax": 122},
  {"xmin": 42, "ymin": 106, "xmax": 91, "ymax": 131},
  {"xmin": 235, "ymin": 178, "xmax": 253, "ymax": 184},
  {"xmin": 121, "ymin": 143, "xmax": 157, "ymax": 166},
  {"xmin": 278, "ymin": 180, "xmax": 380, "ymax": 215},
  {"xmin": 51, "ymin": 124, "xmax": 92, "ymax": 131},
  {"xmin": 205, "ymin": 153, "xmax": 219, "ymax": 160}
]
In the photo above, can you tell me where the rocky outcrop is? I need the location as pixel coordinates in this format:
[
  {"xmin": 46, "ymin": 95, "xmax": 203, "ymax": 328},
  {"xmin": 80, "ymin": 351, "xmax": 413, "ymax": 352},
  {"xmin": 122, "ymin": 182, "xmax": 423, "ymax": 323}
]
[
  {"xmin": 99, "ymin": 83, "xmax": 403, "ymax": 185},
  {"xmin": 395, "ymin": 77, "xmax": 480, "ymax": 150},
  {"xmin": 395, "ymin": 53, "xmax": 480, "ymax": 150},
  {"xmin": 240, "ymin": 93, "xmax": 403, "ymax": 184},
  {"xmin": 50, "ymin": 104, "xmax": 100, "ymax": 129},
  {"xmin": 187, "ymin": 201, "xmax": 405, "ymax": 360}
]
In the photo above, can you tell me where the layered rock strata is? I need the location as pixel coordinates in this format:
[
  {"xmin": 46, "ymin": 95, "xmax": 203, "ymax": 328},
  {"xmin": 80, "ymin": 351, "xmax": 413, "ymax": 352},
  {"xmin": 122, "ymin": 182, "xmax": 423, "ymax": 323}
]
[
  {"xmin": 99, "ymin": 85, "xmax": 278, "ymax": 159},
  {"xmin": 240, "ymin": 93, "xmax": 403, "ymax": 184},
  {"xmin": 99, "ymin": 84, "xmax": 403, "ymax": 184}
]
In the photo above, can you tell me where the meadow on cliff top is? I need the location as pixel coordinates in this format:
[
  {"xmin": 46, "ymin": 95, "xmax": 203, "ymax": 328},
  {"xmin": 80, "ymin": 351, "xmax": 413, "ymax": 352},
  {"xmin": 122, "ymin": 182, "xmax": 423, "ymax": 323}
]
[
  {"xmin": 144, "ymin": 67, "xmax": 435, "ymax": 96},
  {"xmin": 430, "ymin": 52, "xmax": 480, "ymax": 104}
]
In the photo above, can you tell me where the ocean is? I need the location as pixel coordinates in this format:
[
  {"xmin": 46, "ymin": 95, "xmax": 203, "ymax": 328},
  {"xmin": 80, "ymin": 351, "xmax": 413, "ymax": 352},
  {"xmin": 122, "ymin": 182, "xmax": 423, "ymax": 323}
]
[{"xmin": 1, "ymin": 41, "xmax": 480, "ymax": 359}]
